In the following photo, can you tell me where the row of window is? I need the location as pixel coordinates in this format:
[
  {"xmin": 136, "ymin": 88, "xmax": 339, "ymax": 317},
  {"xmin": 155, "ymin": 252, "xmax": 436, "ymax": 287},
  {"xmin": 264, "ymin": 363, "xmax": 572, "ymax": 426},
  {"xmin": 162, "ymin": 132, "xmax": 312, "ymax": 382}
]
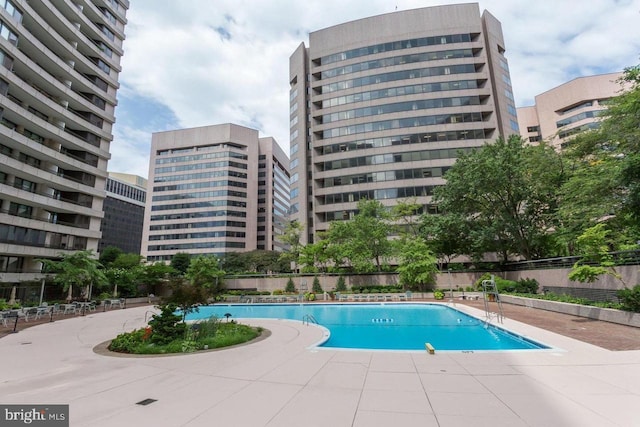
[
  {"xmin": 558, "ymin": 122, "xmax": 600, "ymax": 139},
  {"xmin": 150, "ymin": 209, "xmax": 247, "ymax": 222},
  {"xmin": 154, "ymin": 160, "xmax": 248, "ymax": 175},
  {"xmin": 321, "ymin": 48, "xmax": 475, "ymax": 79},
  {"xmin": 149, "ymin": 230, "xmax": 247, "ymax": 241},
  {"xmin": 321, "ymin": 147, "xmax": 473, "ymax": 171},
  {"xmin": 319, "ymin": 128, "xmax": 489, "ymax": 155},
  {"xmin": 318, "ymin": 33, "xmax": 473, "ymax": 65},
  {"xmin": 153, "ymin": 179, "xmax": 247, "ymax": 193},
  {"xmin": 558, "ymin": 101, "xmax": 593, "ymax": 116},
  {"xmin": 323, "ymin": 204, "xmax": 439, "ymax": 222},
  {"xmin": 320, "ymin": 63, "xmax": 478, "ymax": 94},
  {"xmin": 150, "ymin": 219, "xmax": 248, "ymax": 232},
  {"xmin": 321, "ymin": 79, "xmax": 479, "ymax": 109},
  {"xmin": 152, "ymin": 189, "xmax": 247, "ymax": 203},
  {"xmin": 155, "ymin": 149, "xmax": 248, "ymax": 164},
  {"xmin": 150, "ymin": 200, "xmax": 247, "ymax": 212},
  {"xmin": 322, "ymin": 111, "xmax": 487, "ymax": 139},
  {"xmin": 320, "ymin": 166, "xmax": 450, "ymax": 188},
  {"xmin": 556, "ymin": 110, "xmax": 602, "ymax": 128},
  {"xmin": 320, "ymin": 185, "xmax": 435, "ymax": 205},
  {"xmin": 321, "ymin": 96, "xmax": 482, "ymax": 124},
  {"xmin": 147, "ymin": 241, "xmax": 245, "ymax": 252},
  {"xmin": 154, "ymin": 169, "xmax": 247, "ymax": 183},
  {"xmin": 106, "ymin": 179, "xmax": 146, "ymax": 202}
]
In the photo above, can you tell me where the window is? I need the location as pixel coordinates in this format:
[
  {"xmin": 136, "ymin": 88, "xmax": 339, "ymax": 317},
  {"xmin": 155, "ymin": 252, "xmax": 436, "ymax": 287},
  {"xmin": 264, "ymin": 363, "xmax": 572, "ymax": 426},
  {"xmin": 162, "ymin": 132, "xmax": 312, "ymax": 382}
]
[
  {"xmin": 97, "ymin": 24, "xmax": 115, "ymax": 41},
  {"xmin": 1, "ymin": 1, "xmax": 22, "ymax": 23},
  {"xmin": 0, "ymin": 20, "xmax": 18, "ymax": 45},
  {"xmin": 527, "ymin": 126, "xmax": 540, "ymax": 133}
]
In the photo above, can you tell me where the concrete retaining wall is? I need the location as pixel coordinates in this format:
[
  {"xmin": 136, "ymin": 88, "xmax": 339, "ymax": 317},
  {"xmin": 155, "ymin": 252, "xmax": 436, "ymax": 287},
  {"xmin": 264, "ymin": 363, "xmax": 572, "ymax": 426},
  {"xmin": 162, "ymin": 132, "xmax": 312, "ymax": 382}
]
[{"xmin": 500, "ymin": 295, "xmax": 640, "ymax": 328}]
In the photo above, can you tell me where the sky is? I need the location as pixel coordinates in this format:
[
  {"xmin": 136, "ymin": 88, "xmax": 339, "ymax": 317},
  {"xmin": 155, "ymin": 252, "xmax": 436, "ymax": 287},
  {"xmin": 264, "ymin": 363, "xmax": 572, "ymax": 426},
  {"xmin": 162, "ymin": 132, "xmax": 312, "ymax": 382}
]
[{"xmin": 109, "ymin": 0, "xmax": 640, "ymax": 178}]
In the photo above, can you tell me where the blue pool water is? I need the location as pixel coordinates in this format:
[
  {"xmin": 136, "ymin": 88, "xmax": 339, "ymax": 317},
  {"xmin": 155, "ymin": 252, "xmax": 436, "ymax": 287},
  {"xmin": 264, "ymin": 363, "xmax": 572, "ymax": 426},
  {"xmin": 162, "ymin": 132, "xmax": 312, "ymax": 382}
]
[{"xmin": 185, "ymin": 303, "xmax": 549, "ymax": 351}]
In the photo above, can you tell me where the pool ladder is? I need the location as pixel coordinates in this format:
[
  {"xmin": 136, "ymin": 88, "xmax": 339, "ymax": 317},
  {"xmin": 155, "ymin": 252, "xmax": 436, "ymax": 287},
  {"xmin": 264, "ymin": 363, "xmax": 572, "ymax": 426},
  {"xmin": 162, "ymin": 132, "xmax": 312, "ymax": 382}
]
[
  {"xmin": 482, "ymin": 275, "xmax": 504, "ymax": 325},
  {"xmin": 302, "ymin": 314, "xmax": 318, "ymax": 325}
]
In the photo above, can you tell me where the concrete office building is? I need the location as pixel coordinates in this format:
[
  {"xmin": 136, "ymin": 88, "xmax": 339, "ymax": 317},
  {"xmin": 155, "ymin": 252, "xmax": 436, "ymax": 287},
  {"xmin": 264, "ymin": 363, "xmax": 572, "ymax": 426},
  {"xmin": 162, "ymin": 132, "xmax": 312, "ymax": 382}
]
[
  {"xmin": 0, "ymin": 0, "xmax": 128, "ymax": 287},
  {"xmin": 289, "ymin": 3, "xmax": 518, "ymax": 244},
  {"xmin": 518, "ymin": 72, "xmax": 624, "ymax": 148},
  {"xmin": 99, "ymin": 172, "xmax": 146, "ymax": 255},
  {"xmin": 257, "ymin": 137, "xmax": 290, "ymax": 252},
  {"xmin": 141, "ymin": 124, "xmax": 289, "ymax": 263}
]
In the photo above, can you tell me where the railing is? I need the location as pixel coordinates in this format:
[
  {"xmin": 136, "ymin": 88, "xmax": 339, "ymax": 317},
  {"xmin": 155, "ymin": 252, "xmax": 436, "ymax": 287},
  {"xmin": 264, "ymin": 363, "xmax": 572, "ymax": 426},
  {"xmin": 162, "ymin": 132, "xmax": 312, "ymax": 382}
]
[
  {"xmin": 302, "ymin": 314, "xmax": 318, "ymax": 325},
  {"xmin": 503, "ymin": 250, "xmax": 640, "ymax": 271}
]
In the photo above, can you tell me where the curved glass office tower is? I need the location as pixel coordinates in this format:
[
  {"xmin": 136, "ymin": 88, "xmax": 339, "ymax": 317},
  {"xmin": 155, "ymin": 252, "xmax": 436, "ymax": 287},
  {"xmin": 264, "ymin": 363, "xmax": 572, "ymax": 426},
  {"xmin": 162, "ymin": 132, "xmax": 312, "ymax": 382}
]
[{"xmin": 289, "ymin": 3, "xmax": 517, "ymax": 244}]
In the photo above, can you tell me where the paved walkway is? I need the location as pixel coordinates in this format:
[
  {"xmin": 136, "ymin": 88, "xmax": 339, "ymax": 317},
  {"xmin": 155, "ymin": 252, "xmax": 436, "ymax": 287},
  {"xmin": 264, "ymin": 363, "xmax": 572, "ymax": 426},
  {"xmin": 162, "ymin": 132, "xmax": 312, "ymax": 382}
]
[{"xmin": 1, "ymin": 304, "xmax": 639, "ymax": 427}]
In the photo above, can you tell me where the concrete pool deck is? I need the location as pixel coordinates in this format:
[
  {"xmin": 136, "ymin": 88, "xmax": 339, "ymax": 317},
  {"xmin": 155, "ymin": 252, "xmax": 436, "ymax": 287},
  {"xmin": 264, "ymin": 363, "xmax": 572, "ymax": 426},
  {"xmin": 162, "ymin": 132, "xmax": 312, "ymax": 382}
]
[{"xmin": 1, "ymin": 304, "xmax": 639, "ymax": 426}]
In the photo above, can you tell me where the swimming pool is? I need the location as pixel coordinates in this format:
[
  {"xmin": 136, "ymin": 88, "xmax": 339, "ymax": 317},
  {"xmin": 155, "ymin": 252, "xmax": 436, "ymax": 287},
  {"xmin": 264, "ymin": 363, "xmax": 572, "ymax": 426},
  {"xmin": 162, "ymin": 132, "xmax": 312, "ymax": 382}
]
[{"xmin": 185, "ymin": 303, "xmax": 549, "ymax": 351}]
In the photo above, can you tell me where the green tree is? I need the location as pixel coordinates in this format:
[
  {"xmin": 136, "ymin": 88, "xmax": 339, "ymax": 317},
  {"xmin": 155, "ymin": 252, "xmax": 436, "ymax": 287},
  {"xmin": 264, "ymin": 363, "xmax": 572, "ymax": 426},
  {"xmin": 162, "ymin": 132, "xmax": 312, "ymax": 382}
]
[
  {"xmin": 279, "ymin": 220, "xmax": 303, "ymax": 271},
  {"xmin": 558, "ymin": 65, "xmax": 640, "ymax": 247},
  {"xmin": 432, "ymin": 135, "xmax": 564, "ymax": 262},
  {"xmin": 391, "ymin": 198, "xmax": 423, "ymax": 237},
  {"xmin": 420, "ymin": 212, "xmax": 475, "ymax": 268},
  {"xmin": 99, "ymin": 246, "xmax": 123, "ymax": 268},
  {"xmin": 171, "ymin": 252, "xmax": 192, "ymax": 275},
  {"xmin": 311, "ymin": 276, "xmax": 323, "ymax": 293},
  {"xmin": 395, "ymin": 236, "xmax": 438, "ymax": 291},
  {"xmin": 245, "ymin": 250, "xmax": 285, "ymax": 273},
  {"xmin": 568, "ymin": 223, "xmax": 625, "ymax": 286},
  {"xmin": 148, "ymin": 303, "xmax": 186, "ymax": 344},
  {"xmin": 39, "ymin": 250, "xmax": 107, "ymax": 301},
  {"xmin": 138, "ymin": 262, "xmax": 175, "ymax": 296},
  {"xmin": 219, "ymin": 252, "xmax": 248, "ymax": 274},
  {"xmin": 335, "ymin": 276, "xmax": 347, "ymax": 292},
  {"xmin": 285, "ymin": 277, "xmax": 296, "ymax": 293},
  {"xmin": 298, "ymin": 239, "xmax": 331, "ymax": 273},
  {"xmin": 185, "ymin": 255, "xmax": 225, "ymax": 295},
  {"xmin": 324, "ymin": 199, "xmax": 393, "ymax": 272}
]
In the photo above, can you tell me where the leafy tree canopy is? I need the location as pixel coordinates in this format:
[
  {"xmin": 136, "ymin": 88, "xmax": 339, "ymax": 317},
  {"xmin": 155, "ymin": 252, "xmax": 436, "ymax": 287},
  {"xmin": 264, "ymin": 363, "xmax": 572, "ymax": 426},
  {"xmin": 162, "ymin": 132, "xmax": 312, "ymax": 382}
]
[{"xmin": 431, "ymin": 135, "xmax": 565, "ymax": 262}]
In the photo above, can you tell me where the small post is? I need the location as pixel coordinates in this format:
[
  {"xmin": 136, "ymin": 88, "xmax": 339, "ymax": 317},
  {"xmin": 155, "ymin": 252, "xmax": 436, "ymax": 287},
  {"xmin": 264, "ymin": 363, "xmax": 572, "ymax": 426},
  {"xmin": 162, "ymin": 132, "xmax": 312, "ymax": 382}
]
[{"xmin": 12, "ymin": 314, "xmax": 19, "ymax": 333}]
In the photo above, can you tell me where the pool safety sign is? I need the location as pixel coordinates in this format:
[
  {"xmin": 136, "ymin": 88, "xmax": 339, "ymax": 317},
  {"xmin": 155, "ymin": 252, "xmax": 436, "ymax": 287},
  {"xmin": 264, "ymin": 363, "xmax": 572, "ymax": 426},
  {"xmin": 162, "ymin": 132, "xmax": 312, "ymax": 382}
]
[{"xmin": 1, "ymin": 405, "xmax": 68, "ymax": 426}]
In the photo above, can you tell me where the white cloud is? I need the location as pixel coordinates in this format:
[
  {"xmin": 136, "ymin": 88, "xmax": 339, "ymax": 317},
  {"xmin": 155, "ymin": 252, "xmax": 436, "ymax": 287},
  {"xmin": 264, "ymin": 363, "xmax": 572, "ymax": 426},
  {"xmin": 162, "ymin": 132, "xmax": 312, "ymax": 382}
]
[{"xmin": 110, "ymin": 0, "xmax": 640, "ymax": 178}]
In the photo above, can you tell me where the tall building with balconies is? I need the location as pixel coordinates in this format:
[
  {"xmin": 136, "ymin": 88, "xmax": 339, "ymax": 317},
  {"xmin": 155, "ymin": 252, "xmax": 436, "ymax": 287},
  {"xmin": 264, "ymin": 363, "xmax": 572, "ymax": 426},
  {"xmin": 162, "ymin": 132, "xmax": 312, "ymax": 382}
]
[
  {"xmin": 142, "ymin": 124, "xmax": 289, "ymax": 263},
  {"xmin": 0, "ymin": 0, "xmax": 128, "ymax": 287},
  {"xmin": 517, "ymin": 72, "xmax": 624, "ymax": 149},
  {"xmin": 289, "ymin": 3, "xmax": 517, "ymax": 245}
]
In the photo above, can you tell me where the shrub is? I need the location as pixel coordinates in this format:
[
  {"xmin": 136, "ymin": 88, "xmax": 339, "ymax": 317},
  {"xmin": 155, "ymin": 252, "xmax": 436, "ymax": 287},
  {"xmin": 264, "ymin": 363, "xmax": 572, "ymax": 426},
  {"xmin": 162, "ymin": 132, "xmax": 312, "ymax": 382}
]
[
  {"xmin": 109, "ymin": 328, "xmax": 146, "ymax": 353},
  {"xmin": 284, "ymin": 278, "xmax": 296, "ymax": 293},
  {"xmin": 433, "ymin": 290, "xmax": 445, "ymax": 300},
  {"xmin": 474, "ymin": 273, "xmax": 493, "ymax": 290},
  {"xmin": 312, "ymin": 277, "xmax": 323, "ymax": 293},
  {"xmin": 515, "ymin": 278, "xmax": 539, "ymax": 293},
  {"xmin": 495, "ymin": 278, "xmax": 518, "ymax": 293},
  {"xmin": 148, "ymin": 304, "xmax": 186, "ymax": 345},
  {"xmin": 335, "ymin": 276, "xmax": 347, "ymax": 292},
  {"xmin": 272, "ymin": 289, "xmax": 283, "ymax": 295},
  {"xmin": 618, "ymin": 285, "xmax": 640, "ymax": 312}
]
